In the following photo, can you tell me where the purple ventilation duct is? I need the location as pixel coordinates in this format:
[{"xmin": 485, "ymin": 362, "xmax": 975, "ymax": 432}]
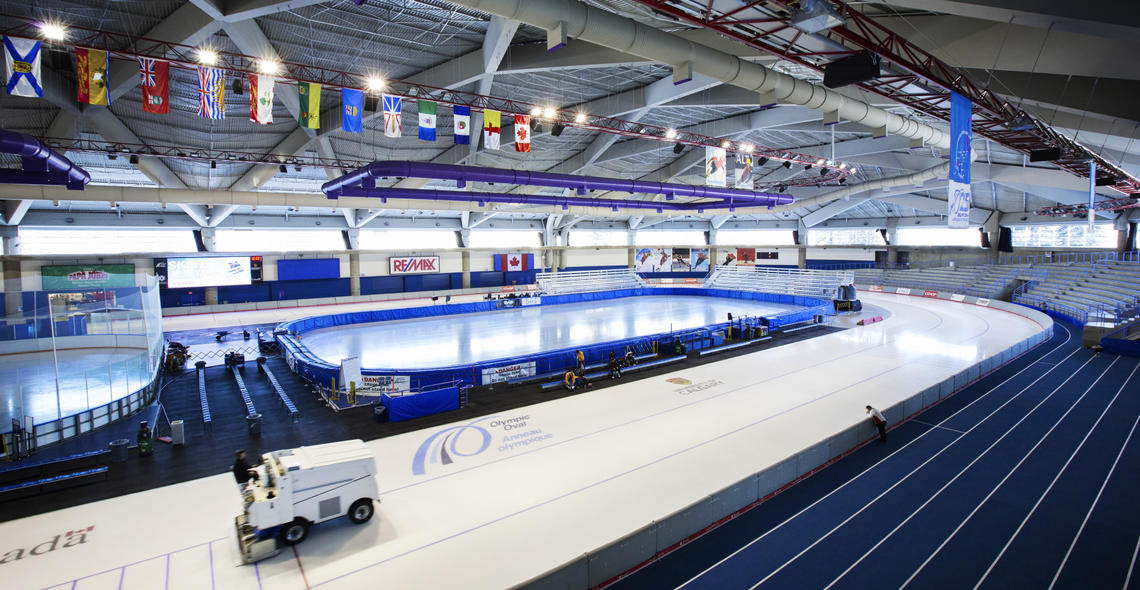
[
  {"xmin": 0, "ymin": 130, "xmax": 90, "ymax": 190},
  {"xmin": 323, "ymin": 161, "xmax": 793, "ymax": 212}
]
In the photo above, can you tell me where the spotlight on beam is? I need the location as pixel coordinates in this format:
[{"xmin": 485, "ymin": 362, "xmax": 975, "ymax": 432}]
[
  {"xmin": 756, "ymin": 156, "xmax": 768, "ymax": 166},
  {"xmin": 782, "ymin": 161, "xmax": 791, "ymax": 169},
  {"xmin": 804, "ymin": 164, "xmax": 812, "ymax": 170},
  {"xmin": 551, "ymin": 123, "xmax": 565, "ymax": 137},
  {"xmin": 820, "ymin": 168, "xmax": 829, "ymax": 176}
]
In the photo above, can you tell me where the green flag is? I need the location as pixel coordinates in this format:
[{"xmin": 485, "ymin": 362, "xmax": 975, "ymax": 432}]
[{"xmin": 298, "ymin": 81, "xmax": 321, "ymax": 129}]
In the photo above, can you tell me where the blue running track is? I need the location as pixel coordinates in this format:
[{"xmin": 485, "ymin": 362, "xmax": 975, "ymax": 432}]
[{"xmin": 610, "ymin": 322, "xmax": 1140, "ymax": 590}]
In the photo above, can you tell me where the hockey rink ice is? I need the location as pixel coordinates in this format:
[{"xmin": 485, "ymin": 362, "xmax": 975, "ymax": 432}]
[
  {"xmin": 299, "ymin": 295, "xmax": 801, "ymax": 368},
  {"xmin": 2, "ymin": 292, "xmax": 1047, "ymax": 590},
  {"xmin": 0, "ymin": 349, "xmax": 153, "ymax": 427}
]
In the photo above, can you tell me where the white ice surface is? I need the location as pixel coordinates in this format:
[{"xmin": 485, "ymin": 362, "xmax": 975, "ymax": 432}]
[{"xmin": 2, "ymin": 292, "xmax": 1046, "ymax": 590}]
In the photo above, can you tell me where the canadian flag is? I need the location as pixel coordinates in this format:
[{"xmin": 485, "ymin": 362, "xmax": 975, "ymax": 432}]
[{"xmin": 495, "ymin": 252, "xmax": 532, "ymax": 271}]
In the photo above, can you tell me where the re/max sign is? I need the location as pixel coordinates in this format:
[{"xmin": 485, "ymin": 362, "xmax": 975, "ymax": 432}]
[{"xmin": 389, "ymin": 256, "xmax": 440, "ymax": 275}]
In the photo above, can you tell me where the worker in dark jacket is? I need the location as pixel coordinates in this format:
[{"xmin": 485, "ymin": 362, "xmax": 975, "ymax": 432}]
[{"xmin": 233, "ymin": 450, "xmax": 258, "ymax": 484}]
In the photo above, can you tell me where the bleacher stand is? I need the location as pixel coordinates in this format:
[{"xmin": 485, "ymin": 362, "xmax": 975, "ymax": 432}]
[
  {"xmin": 256, "ymin": 357, "xmax": 299, "ymax": 421},
  {"xmin": 536, "ymin": 269, "xmax": 646, "ymax": 295},
  {"xmin": 704, "ymin": 266, "xmax": 853, "ymax": 298}
]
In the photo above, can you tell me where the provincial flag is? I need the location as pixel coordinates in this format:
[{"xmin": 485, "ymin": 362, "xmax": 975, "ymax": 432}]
[
  {"xmin": 298, "ymin": 81, "xmax": 321, "ymax": 129},
  {"xmin": 197, "ymin": 66, "xmax": 225, "ymax": 119},
  {"xmin": 514, "ymin": 115, "xmax": 530, "ymax": 152},
  {"xmin": 453, "ymin": 105, "xmax": 470, "ymax": 145},
  {"xmin": 383, "ymin": 95, "xmax": 401, "ymax": 138},
  {"xmin": 138, "ymin": 57, "xmax": 169, "ymax": 114},
  {"xmin": 4, "ymin": 36, "xmax": 42, "ymax": 97},
  {"xmin": 418, "ymin": 100, "xmax": 436, "ymax": 141},
  {"xmin": 493, "ymin": 252, "xmax": 534, "ymax": 271},
  {"xmin": 75, "ymin": 48, "xmax": 109, "ymax": 105},
  {"xmin": 249, "ymin": 74, "xmax": 274, "ymax": 124},
  {"xmin": 483, "ymin": 109, "xmax": 501, "ymax": 150},
  {"xmin": 342, "ymin": 88, "xmax": 363, "ymax": 133}
]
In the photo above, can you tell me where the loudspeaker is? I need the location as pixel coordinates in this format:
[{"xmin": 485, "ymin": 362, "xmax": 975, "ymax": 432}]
[
  {"xmin": 823, "ymin": 52, "xmax": 881, "ymax": 89},
  {"xmin": 878, "ymin": 228, "xmax": 889, "ymax": 245},
  {"xmin": 232, "ymin": 77, "xmax": 244, "ymax": 95},
  {"xmin": 980, "ymin": 228, "xmax": 992, "ymax": 249},
  {"xmin": 998, "ymin": 226, "xmax": 1013, "ymax": 252},
  {"xmin": 551, "ymin": 123, "xmax": 565, "ymax": 137},
  {"xmin": 192, "ymin": 230, "xmax": 207, "ymax": 252},
  {"xmin": 1029, "ymin": 147, "xmax": 1062, "ymax": 162},
  {"xmin": 1126, "ymin": 222, "xmax": 1137, "ymax": 251},
  {"xmin": 673, "ymin": 143, "xmax": 685, "ymax": 154},
  {"xmin": 364, "ymin": 96, "xmax": 380, "ymax": 112},
  {"xmin": 1095, "ymin": 175, "xmax": 1117, "ymax": 186}
]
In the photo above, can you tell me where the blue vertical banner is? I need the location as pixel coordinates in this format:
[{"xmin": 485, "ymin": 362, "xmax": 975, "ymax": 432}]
[
  {"xmin": 341, "ymin": 88, "xmax": 363, "ymax": 133},
  {"xmin": 948, "ymin": 91, "xmax": 972, "ymax": 228}
]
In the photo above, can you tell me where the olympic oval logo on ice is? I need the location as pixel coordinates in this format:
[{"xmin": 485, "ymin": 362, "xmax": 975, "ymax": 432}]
[{"xmin": 412, "ymin": 417, "xmax": 496, "ymax": 476}]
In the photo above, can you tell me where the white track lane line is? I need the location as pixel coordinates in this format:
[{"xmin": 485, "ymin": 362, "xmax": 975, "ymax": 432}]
[
  {"xmin": 896, "ymin": 357, "xmax": 1117, "ymax": 590},
  {"xmin": 674, "ymin": 324, "xmax": 1073, "ymax": 590},
  {"xmin": 976, "ymin": 361, "xmax": 1140, "ymax": 588},
  {"xmin": 1049, "ymin": 363, "xmax": 1140, "ymax": 589},
  {"xmin": 752, "ymin": 353, "xmax": 1099, "ymax": 590},
  {"xmin": 1124, "ymin": 534, "xmax": 1140, "ymax": 590}
]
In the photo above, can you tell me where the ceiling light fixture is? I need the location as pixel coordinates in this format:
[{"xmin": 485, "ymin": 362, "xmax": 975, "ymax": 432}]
[
  {"xmin": 257, "ymin": 60, "xmax": 280, "ymax": 75},
  {"xmin": 665, "ymin": 128, "xmax": 677, "ymax": 139},
  {"xmin": 197, "ymin": 49, "xmax": 218, "ymax": 65},
  {"xmin": 39, "ymin": 22, "xmax": 67, "ymax": 41},
  {"xmin": 575, "ymin": 112, "xmax": 586, "ymax": 124},
  {"xmin": 366, "ymin": 76, "xmax": 385, "ymax": 92}
]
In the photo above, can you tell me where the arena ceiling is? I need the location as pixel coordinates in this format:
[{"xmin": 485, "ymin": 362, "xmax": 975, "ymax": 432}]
[{"xmin": 0, "ymin": 0, "xmax": 1138, "ymax": 237}]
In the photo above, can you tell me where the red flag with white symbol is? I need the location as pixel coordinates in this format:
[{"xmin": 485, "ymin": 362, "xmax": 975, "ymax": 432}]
[{"xmin": 515, "ymin": 114, "xmax": 530, "ymax": 152}]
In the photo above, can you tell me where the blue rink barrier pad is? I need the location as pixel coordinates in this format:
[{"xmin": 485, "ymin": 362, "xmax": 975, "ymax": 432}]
[{"xmin": 276, "ymin": 288, "xmax": 833, "ymax": 392}]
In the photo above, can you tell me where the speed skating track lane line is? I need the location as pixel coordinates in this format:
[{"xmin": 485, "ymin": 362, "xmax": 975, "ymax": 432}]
[
  {"xmin": 307, "ymin": 300, "xmax": 993, "ymax": 588},
  {"xmin": 1049, "ymin": 367, "xmax": 1140, "ymax": 589},
  {"xmin": 744, "ymin": 351, "xmax": 1099, "ymax": 590},
  {"xmin": 379, "ymin": 299, "xmax": 952, "ymax": 497},
  {"xmin": 670, "ymin": 322, "xmax": 1073, "ymax": 590},
  {"xmin": 820, "ymin": 356, "xmax": 1122, "ymax": 590}
]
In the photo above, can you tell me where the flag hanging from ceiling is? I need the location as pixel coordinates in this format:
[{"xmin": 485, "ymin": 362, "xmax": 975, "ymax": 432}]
[
  {"xmin": 138, "ymin": 57, "xmax": 168, "ymax": 114},
  {"xmin": 453, "ymin": 105, "xmax": 470, "ymax": 145},
  {"xmin": 947, "ymin": 90, "xmax": 972, "ymax": 229},
  {"xmin": 483, "ymin": 109, "xmax": 501, "ymax": 150},
  {"xmin": 514, "ymin": 115, "xmax": 530, "ymax": 152},
  {"xmin": 342, "ymin": 88, "xmax": 363, "ymax": 133},
  {"xmin": 249, "ymin": 74, "xmax": 274, "ymax": 124},
  {"xmin": 383, "ymin": 95, "xmax": 401, "ymax": 138},
  {"xmin": 705, "ymin": 146, "xmax": 726, "ymax": 187},
  {"xmin": 75, "ymin": 48, "xmax": 109, "ymax": 105},
  {"xmin": 4, "ymin": 36, "xmax": 42, "ymax": 97},
  {"xmin": 298, "ymin": 82, "xmax": 321, "ymax": 129},
  {"xmin": 196, "ymin": 66, "xmax": 225, "ymax": 119},
  {"xmin": 418, "ymin": 100, "xmax": 436, "ymax": 141},
  {"xmin": 734, "ymin": 153, "xmax": 753, "ymax": 190}
]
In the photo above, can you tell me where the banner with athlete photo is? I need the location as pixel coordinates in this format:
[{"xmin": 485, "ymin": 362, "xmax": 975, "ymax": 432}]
[
  {"xmin": 706, "ymin": 146, "xmax": 727, "ymax": 187},
  {"xmin": 690, "ymin": 248, "xmax": 710, "ymax": 272},
  {"xmin": 671, "ymin": 248, "xmax": 691, "ymax": 271}
]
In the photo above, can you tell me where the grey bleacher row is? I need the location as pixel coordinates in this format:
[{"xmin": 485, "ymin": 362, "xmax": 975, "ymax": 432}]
[
  {"xmin": 851, "ymin": 265, "xmax": 1036, "ymax": 299},
  {"xmin": 853, "ymin": 260, "xmax": 1140, "ymax": 324},
  {"xmin": 537, "ymin": 269, "xmax": 647, "ymax": 295},
  {"xmin": 705, "ymin": 266, "xmax": 854, "ymax": 298}
]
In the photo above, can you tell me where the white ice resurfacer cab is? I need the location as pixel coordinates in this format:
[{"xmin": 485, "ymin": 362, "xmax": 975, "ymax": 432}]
[{"xmin": 234, "ymin": 439, "xmax": 379, "ymax": 563}]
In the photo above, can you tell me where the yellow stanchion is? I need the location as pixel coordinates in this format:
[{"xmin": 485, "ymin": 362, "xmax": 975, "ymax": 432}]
[
  {"xmin": 349, "ymin": 381, "xmax": 357, "ymax": 405},
  {"xmin": 331, "ymin": 377, "xmax": 338, "ymax": 401}
]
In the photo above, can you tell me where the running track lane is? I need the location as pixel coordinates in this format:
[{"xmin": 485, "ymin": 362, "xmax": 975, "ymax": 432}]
[{"xmin": 611, "ymin": 322, "xmax": 1123, "ymax": 589}]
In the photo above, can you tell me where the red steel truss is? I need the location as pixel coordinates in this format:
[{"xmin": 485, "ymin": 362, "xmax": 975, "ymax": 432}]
[
  {"xmin": 630, "ymin": 0, "xmax": 1140, "ymax": 199},
  {"xmin": 0, "ymin": 14, "xmax": 849, "ymax": 187}
]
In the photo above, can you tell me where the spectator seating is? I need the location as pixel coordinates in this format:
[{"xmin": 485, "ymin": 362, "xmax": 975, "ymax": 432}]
[
  {"xmin": 704, "ymin": 266, "xmax": 853, "ymax": 298},
  {"xmin": 537, "ymin": 269, "xmax": 646, "ymax": 295}
]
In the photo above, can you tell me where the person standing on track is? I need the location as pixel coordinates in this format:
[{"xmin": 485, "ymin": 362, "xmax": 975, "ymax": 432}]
[
  {"xmin": 575, "ymin": 349, "xmax": 585, "ymax": 372},
  {"xmin": 866, "ymin": 405, "xmax": 887, "ymax": 442}
]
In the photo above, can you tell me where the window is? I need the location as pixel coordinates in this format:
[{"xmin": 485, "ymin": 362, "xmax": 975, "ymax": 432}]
[
  {"xmin": 633, "ymin": 230, "xmax": 706, "ymax": 246},
  {"xmin": 716, "ymin": 230, "xmax": 795, "ymax": 246},
  {"xmin": 215, "ymin": 229, "xmax": 344, "ymax": 252},
  {"xmin": 466, "ymin": 230, "xmax": 541, "ymax": 248},
  {"xmin": 18, "ymin": 228, "xmax": 197, "ymax": 255},
  {"xmin": 1011, "ymin": 224, "xmax": 1119, "ymax": 248},
  {"xmin": 895, "ymin": 227, "xmax": 979, "ymax": 247},
  {"xmin": 358, "ymin": 229, "xmax": 458, "ymax": 250},
  {"xmin": 808, "ymin": 229, "xmax": 886, "ymax": 246},
  {"xmin": 568, "ymin": 230, "xmax": 627, "ymax": 247}
]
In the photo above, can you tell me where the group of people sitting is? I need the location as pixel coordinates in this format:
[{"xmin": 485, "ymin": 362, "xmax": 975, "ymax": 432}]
[
  {"xmin": 563, "ymin": 349, "xmax": 638, "ymax": 391},
  {"xmin": 484, "ymin": 291, "xmax": 536, "ymax": 300}
]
